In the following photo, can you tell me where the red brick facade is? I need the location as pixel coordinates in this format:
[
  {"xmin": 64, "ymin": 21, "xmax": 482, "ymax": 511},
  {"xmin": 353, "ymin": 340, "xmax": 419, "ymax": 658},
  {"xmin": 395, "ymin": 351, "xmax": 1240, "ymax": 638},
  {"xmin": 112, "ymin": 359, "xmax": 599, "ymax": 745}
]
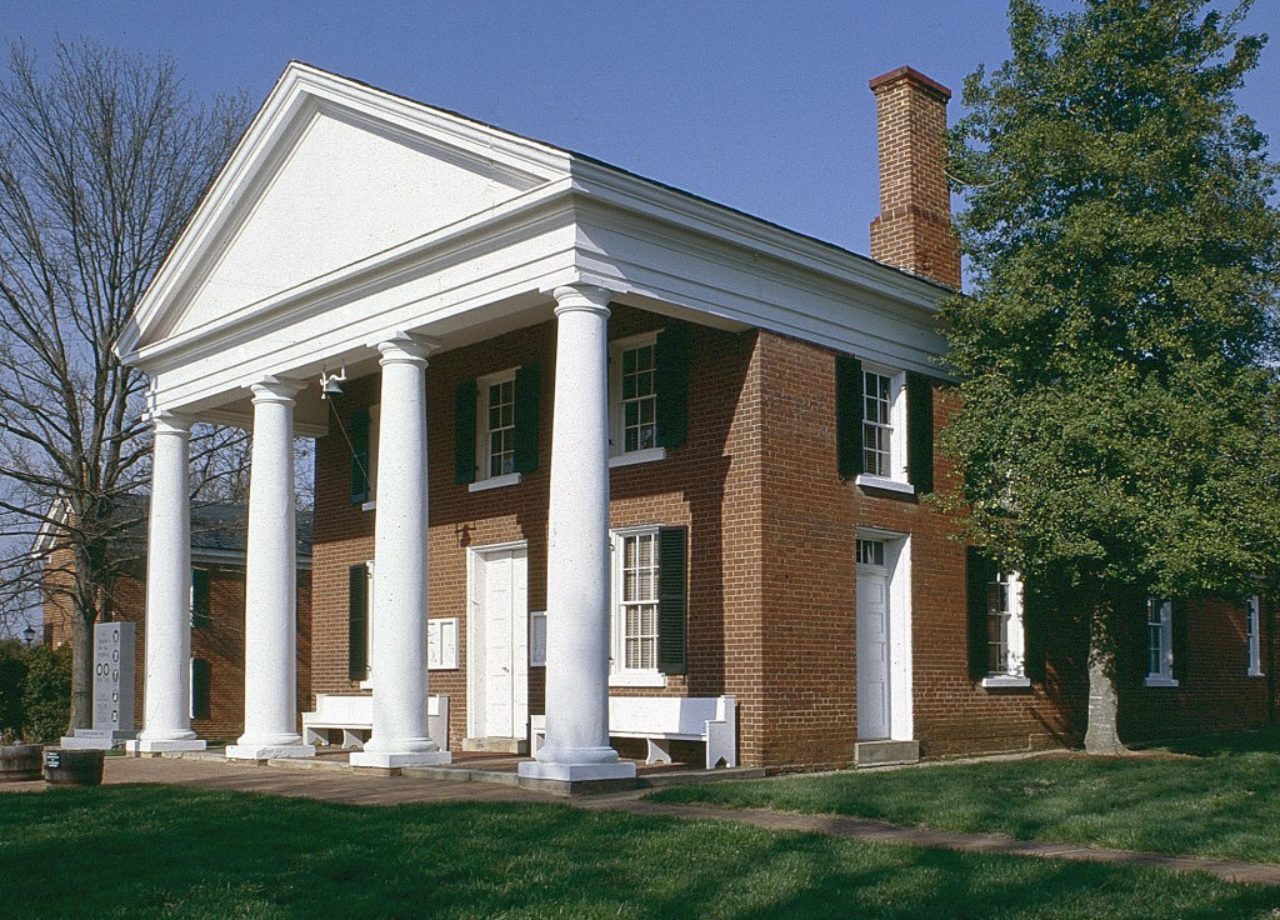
[{"xmin": 308, "ymin": 306, "xmax": 1280, "ymax": 770}]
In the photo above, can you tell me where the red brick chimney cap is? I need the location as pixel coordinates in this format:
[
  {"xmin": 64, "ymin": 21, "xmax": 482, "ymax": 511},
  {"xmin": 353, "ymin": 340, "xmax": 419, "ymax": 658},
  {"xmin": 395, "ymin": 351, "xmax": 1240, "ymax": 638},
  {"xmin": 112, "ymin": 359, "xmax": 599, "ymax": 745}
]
[{"xmin": 868, "ymin": 66, "xmax": 951, "ymax": 102}]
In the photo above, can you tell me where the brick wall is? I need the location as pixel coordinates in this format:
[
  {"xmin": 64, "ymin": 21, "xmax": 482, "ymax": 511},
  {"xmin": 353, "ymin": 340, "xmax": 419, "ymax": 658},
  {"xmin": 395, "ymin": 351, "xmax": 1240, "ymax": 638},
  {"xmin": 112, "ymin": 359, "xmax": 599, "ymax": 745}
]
[{"xmin": 40, "ymin": 552, "xmax": 311, "ymax": 741}]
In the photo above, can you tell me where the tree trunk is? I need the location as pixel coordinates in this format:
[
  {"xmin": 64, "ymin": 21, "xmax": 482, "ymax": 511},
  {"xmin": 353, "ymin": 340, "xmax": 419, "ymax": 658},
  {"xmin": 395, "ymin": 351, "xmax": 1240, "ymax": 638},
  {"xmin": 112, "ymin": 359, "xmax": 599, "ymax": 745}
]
[
  {"xmin": 1082, "ymin": 603, "xmax": 1127, "ymax": 755},
  {"xmin": 69, "ymin": 605, "xmax": 95, "ymax": 731}
]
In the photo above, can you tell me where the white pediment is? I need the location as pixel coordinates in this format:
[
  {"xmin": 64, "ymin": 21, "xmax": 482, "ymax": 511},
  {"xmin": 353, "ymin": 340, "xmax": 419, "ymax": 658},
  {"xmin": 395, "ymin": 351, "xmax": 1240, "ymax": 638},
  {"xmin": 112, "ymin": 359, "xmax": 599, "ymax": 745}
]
[{"xmin": 129, "ymin": 63, "xmax": 570, "ymax": 352}]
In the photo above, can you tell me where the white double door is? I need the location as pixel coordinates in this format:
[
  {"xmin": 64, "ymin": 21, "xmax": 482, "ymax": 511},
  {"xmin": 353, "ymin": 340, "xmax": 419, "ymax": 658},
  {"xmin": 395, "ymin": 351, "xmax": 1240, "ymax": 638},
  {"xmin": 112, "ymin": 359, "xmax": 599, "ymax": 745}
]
[{"xmin": 468, "ymin": 545, "xmax": 529, "ymax": 741}]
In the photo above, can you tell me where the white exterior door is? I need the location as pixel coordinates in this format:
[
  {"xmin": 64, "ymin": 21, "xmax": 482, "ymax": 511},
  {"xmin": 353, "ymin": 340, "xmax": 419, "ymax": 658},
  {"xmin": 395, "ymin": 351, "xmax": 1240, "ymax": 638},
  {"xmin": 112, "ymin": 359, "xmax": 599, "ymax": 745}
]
[
  {"xmin": 857, "ymin": 553, "xmax": 891, "ymax": 741},
  {"xmin": 470, "ymin": 546, "xmax": 528, "ymax": 740}
]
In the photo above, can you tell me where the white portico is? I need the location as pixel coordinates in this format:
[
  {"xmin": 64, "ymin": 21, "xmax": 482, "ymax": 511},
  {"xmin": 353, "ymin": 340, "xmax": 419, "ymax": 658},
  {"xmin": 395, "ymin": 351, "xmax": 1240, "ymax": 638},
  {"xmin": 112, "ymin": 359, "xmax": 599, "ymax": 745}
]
[{"xmin": 118, "ymin": 63, "xmax": 945, "ymax": 779}]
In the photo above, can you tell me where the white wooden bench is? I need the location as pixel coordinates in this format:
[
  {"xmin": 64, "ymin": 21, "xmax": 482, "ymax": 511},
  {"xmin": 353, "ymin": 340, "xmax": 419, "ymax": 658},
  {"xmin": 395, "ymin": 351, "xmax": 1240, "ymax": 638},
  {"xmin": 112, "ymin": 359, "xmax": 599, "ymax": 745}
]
[
  {"xmin": 302, "ymin": 694, "xmax": 449, "ymax": 751},
  {"xmin": 530, "ymin": 695, "xmax": 736, "ymax": 769}
]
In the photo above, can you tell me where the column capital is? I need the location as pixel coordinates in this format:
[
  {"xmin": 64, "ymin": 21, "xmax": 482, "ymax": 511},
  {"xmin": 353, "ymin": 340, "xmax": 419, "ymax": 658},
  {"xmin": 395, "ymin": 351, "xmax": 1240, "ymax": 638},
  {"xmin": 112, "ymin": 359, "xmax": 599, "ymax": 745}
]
[
  {"xmin": 376, "ymin": 332, "xmax": 441, "ymax": 367},
  {"xmin": 250, "ymin": 376, "xmax": 304, "ymax": 404},
  {"xmin": 147, "ymin": 410, "xmax": 194, "ymax": 437},
  {"xmin": 553, "ymin": 284, "xmax": 613, "ymax": 318}
]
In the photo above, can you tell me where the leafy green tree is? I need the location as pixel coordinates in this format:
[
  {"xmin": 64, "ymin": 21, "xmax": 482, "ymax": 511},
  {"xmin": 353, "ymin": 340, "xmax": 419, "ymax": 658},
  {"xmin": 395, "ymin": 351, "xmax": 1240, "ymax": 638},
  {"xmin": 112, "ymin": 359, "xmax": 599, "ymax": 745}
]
[{"xmin": 942, "ymin": 0, "xmax": 1280, "ymax": 752}]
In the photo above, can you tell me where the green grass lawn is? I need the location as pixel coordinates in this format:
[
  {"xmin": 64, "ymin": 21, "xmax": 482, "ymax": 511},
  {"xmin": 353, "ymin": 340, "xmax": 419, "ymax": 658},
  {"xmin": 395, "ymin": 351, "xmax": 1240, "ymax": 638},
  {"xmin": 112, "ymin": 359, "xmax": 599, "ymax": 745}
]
[
  {"xmin": 2, "ymin": 785, "xmax": 1277, "ymax": 918},
  {"xmin": 649, "ymin": 730, "xmax": 1280, "ymax": 865}
]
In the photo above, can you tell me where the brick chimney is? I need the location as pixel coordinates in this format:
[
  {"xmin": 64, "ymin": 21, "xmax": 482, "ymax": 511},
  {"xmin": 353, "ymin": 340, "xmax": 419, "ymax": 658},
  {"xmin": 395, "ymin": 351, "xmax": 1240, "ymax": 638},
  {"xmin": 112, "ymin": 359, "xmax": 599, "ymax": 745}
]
[{"xmin": 868, "ymin": 66, "xmax": 961, "ymax": 289}]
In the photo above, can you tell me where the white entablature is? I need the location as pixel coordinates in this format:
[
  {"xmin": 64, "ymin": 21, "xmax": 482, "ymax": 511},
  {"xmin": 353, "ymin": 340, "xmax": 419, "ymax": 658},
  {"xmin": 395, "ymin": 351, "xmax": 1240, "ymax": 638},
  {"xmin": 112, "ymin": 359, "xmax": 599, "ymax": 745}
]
[{"xmin": 119, "ymin": 61, "xmax": 949, "ymax": 432}]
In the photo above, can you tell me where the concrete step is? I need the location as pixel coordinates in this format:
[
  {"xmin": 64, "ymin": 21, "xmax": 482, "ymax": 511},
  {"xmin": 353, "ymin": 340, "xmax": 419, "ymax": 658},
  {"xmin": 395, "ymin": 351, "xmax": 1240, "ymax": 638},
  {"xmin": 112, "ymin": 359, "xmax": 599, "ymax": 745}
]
[{"xmin": 854, "ymin": 739, "xmax": 920, "ymax": 768}]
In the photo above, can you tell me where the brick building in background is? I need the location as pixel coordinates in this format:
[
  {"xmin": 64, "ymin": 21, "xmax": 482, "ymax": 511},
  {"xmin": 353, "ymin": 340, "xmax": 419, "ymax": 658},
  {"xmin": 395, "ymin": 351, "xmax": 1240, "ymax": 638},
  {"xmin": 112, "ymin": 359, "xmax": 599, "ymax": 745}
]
[
  {"xmin": 40, "ymin": 499, "xmax": 312, "ymax": 741},
  {"xmin": 110, "ymin": 62, "xmax": 1277, "ymax": 778}
]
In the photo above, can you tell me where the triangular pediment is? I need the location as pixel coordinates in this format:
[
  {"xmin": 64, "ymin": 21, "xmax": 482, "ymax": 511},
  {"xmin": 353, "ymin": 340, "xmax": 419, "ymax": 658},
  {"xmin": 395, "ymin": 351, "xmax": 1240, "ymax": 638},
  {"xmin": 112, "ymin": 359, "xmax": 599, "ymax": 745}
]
[{"xmin": 128, "ymin": 63, "xmax": 570, "ymax": 352}]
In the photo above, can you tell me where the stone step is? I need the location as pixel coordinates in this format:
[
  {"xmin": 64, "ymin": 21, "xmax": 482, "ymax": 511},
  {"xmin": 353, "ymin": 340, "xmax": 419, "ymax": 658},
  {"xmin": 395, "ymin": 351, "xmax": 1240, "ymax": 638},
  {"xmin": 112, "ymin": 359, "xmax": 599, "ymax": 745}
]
[{"xmin": 854, "ymin": 739, "xmax": 920, "ymax": 768}]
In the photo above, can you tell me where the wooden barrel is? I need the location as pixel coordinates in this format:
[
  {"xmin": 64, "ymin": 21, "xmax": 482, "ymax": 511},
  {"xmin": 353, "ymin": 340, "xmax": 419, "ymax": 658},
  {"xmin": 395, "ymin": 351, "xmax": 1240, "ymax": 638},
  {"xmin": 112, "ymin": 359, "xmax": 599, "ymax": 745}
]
[
  {"xmin": 42, "ymin": 748, "xmax": 105, "ymax": 786},
  {"xmin": 0, "ymin": 744, "xmax": 43, "ymax": 782}
]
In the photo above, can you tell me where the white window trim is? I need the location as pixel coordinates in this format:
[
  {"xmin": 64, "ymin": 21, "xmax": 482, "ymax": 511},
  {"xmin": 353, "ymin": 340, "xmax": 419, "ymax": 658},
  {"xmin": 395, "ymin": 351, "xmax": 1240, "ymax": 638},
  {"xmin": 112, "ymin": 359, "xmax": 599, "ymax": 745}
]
[
  {"xmin": 1247, "ymin": 594, "xmax": 1264, "ymax": 677},
  {"xmin": 608, "ymin": 525, "xmax": 667, "ymax": 689},
  {"xmin": 981, "ymin": 570, "xmax": 1029, "ymax": 687},
  {"xmin": 854, "ymin": 474, "xmax": 915, "ymax": 495},
  {"xmin": 608, "ymin": 331, "xmax": 662, "ymax": 461},
  {"xmin": 859, "ymin": 363, "xmax": 908, "ymax": 485},
  {"xmin": 473, "ymin": 368, "xmax": 520, "ymax": 486},
  {"xmin": 609, "ymin": 447, "xmax": 666, "ymax": 469},
  {"xmin": 469, "ymin": 472, "xmax": 522, "ymax": 492},
  {"xmin": 359, "ymin": 559, "xmax": 375, "ymax": 689},
  {"xmin": 1145, "ymin": 598, "xmax": 1178, "ymax": 687}
]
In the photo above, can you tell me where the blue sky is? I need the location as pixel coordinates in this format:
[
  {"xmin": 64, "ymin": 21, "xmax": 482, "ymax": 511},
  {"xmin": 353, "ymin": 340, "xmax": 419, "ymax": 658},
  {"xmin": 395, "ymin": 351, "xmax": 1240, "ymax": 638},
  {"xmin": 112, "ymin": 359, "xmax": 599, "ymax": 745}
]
[{"xmin": 6, "ymin": 1, "xmax": 1278, "ymax": 256}]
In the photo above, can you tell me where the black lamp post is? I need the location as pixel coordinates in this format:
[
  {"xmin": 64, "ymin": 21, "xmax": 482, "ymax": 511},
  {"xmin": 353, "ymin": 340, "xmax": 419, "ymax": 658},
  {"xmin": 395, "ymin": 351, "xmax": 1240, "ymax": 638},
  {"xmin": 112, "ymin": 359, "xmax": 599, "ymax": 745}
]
[{"xmin": 22, "ymin": 624, "xmax": 35, "ymax": 646}]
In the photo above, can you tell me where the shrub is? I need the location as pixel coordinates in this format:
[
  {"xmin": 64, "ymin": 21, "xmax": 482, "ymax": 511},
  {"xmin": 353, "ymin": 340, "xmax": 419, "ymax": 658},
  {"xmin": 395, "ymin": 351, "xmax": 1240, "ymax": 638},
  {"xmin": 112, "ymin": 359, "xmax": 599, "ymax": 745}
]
[
  {"xmin": 22, "ymin": 643, "xmax": 71, "ymax": 743},
  {"xmin": 0, "ymin": 639, "xmax": 28, "ymax": 738}
]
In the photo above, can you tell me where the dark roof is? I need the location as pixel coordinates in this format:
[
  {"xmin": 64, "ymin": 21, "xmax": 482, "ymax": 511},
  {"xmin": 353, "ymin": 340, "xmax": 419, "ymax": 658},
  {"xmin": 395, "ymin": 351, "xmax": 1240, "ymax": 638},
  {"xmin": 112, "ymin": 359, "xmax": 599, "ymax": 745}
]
[{"xmin": 101, "ymin": 495, "xmax": 312, "ymax": 557}]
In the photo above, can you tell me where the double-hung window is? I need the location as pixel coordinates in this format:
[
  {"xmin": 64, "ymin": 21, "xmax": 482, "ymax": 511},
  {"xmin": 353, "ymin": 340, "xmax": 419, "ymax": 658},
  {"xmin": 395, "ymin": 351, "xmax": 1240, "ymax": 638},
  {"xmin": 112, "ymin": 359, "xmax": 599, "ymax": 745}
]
[
  {"xmin": 858, "ymin": 365, "xmax": 908, "ymax": 491},
  {"xmin": 609, "ymin": 525, "xmax": 687, "ymax": 686},
  {"xmin": 609, "ymin": 333, "xmax": 663, "ymax": 465},
  {"xmin": 982, "ymin": 570, "xmax": 1028, "ymax": 687},
  {"xmin": 1145, "ymin": 598, "xmax": 1177, "ymax": 686},
  {"xmin": 475, "ymin": 370, "xmax": 519, "ymax": 486},
  {"xmin": 1247, "ymin": 595, "xmax": 1263, "ymax": 677}
]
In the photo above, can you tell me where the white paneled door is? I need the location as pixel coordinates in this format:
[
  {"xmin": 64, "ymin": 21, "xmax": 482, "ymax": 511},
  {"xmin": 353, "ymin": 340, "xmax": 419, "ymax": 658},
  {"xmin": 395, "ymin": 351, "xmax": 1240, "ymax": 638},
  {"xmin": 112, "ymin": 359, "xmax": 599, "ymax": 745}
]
[
  {"xmin": 857, "ymin": 544, "xmax": 891, "ymax": 741},
  {"xmin": 469, "ymin": 545, "xmax": 529, "ymax": 741}
]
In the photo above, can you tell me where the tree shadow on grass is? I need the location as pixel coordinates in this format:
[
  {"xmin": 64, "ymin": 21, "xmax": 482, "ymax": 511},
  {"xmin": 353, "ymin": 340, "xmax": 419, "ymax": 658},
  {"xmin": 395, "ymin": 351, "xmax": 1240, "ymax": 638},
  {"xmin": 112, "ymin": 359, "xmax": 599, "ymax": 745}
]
[{"xmin": 2, "ymin": 786, "xmax": 1278, "ymax": 918}]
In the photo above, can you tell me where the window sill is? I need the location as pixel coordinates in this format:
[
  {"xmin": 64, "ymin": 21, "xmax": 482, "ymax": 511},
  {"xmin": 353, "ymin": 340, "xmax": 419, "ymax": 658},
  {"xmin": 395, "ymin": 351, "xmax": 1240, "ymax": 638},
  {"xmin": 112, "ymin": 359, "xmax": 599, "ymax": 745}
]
[
  {"xmin": 981, "ymin": 675, "xmax": 1031, "ymax": 689},
  {"xmin": 608, "ymin": 672, "xmax": 667, "ymax": 688},
  {"xmin": 1144, "ymin": 676, "xmax": 1180, "ymax": 688},
  {"xmin": 360, "ymin": 500, "xmax": 377, "ymax": 512},
  {"xmin": 854, "ymin": 474, "xmax": 915, "ymax": 496},
  {"xmin": 468, "ymin": 472, "xmax": 522, "ymax": 493},
  {"xmin": 359, "ymin": 679, "xmax": 374, "ymax": 690},
  {"xmin": 1248, "ymin": 669, "xmax": 1266, "ymax": 678},
  {"xmin": 609, "ymin": 447, "xmax": 667, "ymax": 469}
]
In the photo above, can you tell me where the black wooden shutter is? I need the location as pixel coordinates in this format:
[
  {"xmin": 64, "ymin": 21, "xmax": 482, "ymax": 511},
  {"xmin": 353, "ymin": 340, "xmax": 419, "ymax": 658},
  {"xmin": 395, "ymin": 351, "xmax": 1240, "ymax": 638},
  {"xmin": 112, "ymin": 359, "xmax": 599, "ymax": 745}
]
[
  {"xmin": 966, "ymin": 547, "xmax": 995, "ymax": 681},
  {"xmin": 1172, "ymin": 599, "xmax": 1191, "ymax": 683},
  {"xmin": 513, "ymin": 365, "xmax": 540, "ymax": 474},
  {"xmin": 906, "ymin": 372, "xmax": 934, "ymax": 493},
  {"xmin": 1022, "ymin": 579, "xmax": 1046, "ymax": 683},
  {"xmin": 191, "ymin": 569, "xmax": 211, "ymax": 630},
  {"xmin": 454, "ymin": 379, "xmax": 478, "ymax": 485},
  {"xmin": 348, "ymin": 565, "xmax": 369, "ymax": 682},
  {"xmin": 657, "ymin": 526, "xmax": 688, "ymax": 675},
  {"xmin": 835, "ymin": 355, "xmax": 863, "ymax": 479},
  {"xmin": 350, "ymin": 408, "xmax": 370, "ymax": 504},
  {"xmin": 655, "ymin": 324, "xmax": 690, "ymax": 450},
  {"xmin": 191, "ymin": 658, "xmax": 211, "ymax": 720}
]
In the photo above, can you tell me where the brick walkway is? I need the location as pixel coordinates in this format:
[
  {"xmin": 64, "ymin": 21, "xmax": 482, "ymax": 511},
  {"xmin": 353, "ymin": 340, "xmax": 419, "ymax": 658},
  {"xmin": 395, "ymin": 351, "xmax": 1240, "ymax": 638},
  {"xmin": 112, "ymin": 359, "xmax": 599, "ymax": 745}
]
[{"xmin": 10, "ymin": 756, "xmax": 1280, "ymax": 887}]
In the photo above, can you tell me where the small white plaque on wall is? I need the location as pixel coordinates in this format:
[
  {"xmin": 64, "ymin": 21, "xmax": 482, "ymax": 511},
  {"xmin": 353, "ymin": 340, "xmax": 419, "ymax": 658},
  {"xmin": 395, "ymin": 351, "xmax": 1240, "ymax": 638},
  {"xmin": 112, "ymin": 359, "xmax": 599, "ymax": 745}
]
[
  {"xmin": 427, "ymin": 618, "xmax": 459, "ymax": 670},
  {"xmin": 529, "ymin": 610, "xmax": 547, "ymax": 667}
]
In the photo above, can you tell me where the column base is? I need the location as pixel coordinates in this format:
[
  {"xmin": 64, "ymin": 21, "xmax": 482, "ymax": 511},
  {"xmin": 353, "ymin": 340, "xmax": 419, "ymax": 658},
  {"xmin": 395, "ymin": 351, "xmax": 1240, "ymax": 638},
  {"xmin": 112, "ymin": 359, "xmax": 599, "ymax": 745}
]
[
  {"xmin": 517, "ymin": 760, "xmax": 637, "ymax": 783},
  {"xmin": 225, "ymin": 744, "xmax": 315, "ymax": 761},
  {"xmin": 126, "ymin": 738, "xmax": 207, "ymax": 754},
  {"xmin": 349, "ymin": 750, "xmax": 452, "ymax": 769}
]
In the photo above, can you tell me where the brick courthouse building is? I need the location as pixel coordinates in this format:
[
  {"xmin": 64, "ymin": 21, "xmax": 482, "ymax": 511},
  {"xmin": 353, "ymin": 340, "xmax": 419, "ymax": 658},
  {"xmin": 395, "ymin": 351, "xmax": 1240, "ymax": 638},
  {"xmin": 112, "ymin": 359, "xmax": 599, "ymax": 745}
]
[{"xmin": 114, "ymin": 62, "xmax": 1277, "ymax": 777}]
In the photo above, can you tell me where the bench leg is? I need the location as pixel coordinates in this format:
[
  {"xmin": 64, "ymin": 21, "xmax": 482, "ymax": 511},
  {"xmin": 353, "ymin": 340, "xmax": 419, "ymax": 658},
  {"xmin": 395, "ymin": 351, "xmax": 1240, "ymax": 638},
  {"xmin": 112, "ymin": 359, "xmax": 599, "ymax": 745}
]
[
  {"xmin": 305, "ymin": 726, "xmax": 327, "ymax": 747},
  {"xmin": 645, "ymin": 737, "xmax": 673, "ymax": 766},
  {"xmin": 341, "ymin": 729, "xmax": 365, "ymax": 751},
  {"xmin": 705, "ymin": 720, "xmax": 736, "ymax": 769}
]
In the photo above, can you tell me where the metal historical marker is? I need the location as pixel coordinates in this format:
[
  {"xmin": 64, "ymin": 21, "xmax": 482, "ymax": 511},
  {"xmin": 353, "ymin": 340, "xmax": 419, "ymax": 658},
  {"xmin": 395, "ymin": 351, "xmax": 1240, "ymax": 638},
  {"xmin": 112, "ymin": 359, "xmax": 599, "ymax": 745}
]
[{"xmin": 61, "ymin": 620, "xmax": 137, "ymax": 749}]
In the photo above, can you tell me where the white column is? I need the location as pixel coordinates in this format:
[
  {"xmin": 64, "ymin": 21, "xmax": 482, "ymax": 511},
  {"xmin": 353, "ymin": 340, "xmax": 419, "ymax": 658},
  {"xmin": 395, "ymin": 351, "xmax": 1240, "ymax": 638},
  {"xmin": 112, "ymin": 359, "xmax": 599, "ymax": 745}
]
[
  {"xmin": 227, "ymin": 378, "xmax": 313, "ymax": 760},
  {"xmin": 519, "ymin": 284, "xmax": 634, "ymax": 784},
  {"xmin": 351, "ymin": 333, "xmax": 451, "ymax": 768},
  {"xmin": 128, "ymin": 412, "xmax": 206, "ymax": 753}
]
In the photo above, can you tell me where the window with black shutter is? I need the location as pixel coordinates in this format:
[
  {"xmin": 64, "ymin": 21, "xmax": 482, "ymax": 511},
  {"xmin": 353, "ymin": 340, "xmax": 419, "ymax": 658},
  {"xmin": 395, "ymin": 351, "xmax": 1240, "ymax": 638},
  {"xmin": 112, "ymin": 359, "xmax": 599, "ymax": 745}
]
[{"xmin": 348, "ymin": 564, "xmax": 369, "ymax": 682}]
